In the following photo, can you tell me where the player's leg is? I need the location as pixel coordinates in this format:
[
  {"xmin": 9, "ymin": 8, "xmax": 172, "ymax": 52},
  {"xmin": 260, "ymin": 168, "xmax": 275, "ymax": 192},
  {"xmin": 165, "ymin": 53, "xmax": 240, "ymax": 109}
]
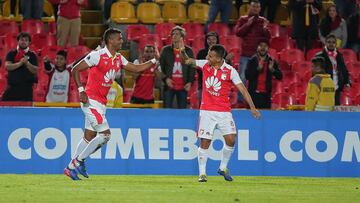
[
  {"xmin": 217, "ymin": 113, "xmax": 236, "ymax": 181},
  {"xmin": 198, "ymin": 138, "xmax": 211, "ymax": 182},
  {"xmin": 197, "ymin": 110, "xmax": 217, "ymax": 182}
]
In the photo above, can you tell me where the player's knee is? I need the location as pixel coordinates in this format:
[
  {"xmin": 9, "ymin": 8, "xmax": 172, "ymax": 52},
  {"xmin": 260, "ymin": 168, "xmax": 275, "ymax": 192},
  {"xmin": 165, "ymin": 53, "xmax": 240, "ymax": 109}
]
[{"xmin": 99, "ymin": 133, "xmax": 111, "ymax": 144}]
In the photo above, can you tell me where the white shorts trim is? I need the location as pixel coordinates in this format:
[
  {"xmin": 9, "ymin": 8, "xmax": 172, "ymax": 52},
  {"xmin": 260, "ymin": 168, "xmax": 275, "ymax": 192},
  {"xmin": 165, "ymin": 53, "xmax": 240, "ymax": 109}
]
[
  {"xmin": 81, "ymin": 99, "xmax": 109, "ymax": 132},
  {"xmin": 197, "ymin": 110, "xmax": 236, "ymax": 140}
]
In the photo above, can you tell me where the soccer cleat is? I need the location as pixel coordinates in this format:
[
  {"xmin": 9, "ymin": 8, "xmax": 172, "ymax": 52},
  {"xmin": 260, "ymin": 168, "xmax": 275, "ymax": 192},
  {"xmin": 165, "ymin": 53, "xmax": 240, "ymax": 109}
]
[
  {"xmin": 198, "ymin": 174, "xmax": 207, "ymax": 182},
  {"xmin": 217, "ymin": 168, "xmax": 233, "ymax": 181},
  {"xmin": 71, "ymin": 158, "xmax": 89, "ymax": 178},
  {"xmin": 64, "ymin": 167, "xmax": 80, "ymax": 180}
]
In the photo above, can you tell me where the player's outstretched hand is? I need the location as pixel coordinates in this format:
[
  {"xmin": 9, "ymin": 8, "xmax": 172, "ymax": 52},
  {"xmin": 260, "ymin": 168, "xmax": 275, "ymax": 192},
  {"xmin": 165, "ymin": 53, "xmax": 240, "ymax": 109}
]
[
  {"xmin": 251, "ymin": 108, "xmax": 261, "ymax": 119},
  {"xmin": 79, "ymin": 92, "xmax": 89, "ymax": 104}
]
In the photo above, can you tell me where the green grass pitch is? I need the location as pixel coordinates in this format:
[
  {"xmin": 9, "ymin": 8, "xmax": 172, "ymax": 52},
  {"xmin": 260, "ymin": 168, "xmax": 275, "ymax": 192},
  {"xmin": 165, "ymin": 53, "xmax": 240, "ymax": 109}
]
[{"xmin": 0, "ymin": 175, "xmax": 359, "ymax": 203}]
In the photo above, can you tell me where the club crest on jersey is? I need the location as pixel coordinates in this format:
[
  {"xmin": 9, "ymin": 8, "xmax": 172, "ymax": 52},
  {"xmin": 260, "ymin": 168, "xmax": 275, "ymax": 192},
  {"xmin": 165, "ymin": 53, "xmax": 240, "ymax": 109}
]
[
  {"xmin": 221, "ymin": 73, "xmax": 227, "ymax": 80},
  {"xmin": 116, "ymin": 61, "xmax": 120, "ymax": 68},
  {"xmin": 104, "ymin": 69, "xmax": 116, "ymax": 83},
  {"xmin": 205, "ymin": 76, "xmax": 221, "ymax": 96}
]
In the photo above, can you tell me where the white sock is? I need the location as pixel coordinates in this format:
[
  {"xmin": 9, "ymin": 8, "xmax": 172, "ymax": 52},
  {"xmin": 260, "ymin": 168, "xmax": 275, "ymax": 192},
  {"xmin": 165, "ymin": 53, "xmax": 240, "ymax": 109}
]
[
  {"xmin": 219, "ymin": 144, "xmax": 234, "ymax": 171},
  {"xmin": 68, "ymin": 138, "xmax": 89, "ymax": 169},
  {"xmin": 77, "ymin": 133, "xmax": 110, "ymax": 161},
  {"xmin": 198, "ymin": 147, "xmax": 208, "ymax": 176}
]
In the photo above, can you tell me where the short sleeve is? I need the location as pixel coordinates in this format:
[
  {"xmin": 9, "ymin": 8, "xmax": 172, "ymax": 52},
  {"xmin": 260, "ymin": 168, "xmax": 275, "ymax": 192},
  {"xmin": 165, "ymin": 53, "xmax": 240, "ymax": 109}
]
[
  {"xmin": 84, "ymin": 51, "xmax": 100, "ymax": 67},
  {"xmin": 121, "ymin": 55, "xmax": 129, "ymax": 66},
  {"xmin": 231, "ymin": 67, "xmax": 242, "ymax": 85},
  {"xmin": 195, "ymin": 60, "xmax": 207, "ymax": 69}
]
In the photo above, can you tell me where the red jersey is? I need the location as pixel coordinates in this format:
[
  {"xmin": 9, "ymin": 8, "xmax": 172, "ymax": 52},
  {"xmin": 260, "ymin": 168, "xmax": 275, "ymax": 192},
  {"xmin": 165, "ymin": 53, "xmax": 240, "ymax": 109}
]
[
  {"xmin": 196, "ymin": 60, "xmax": 242, "ymax": 112},
  {"xmin": 132, "ymin": 59, "xmax": 156, "ymax": 100},
  {"xmin": 84, "ymin": 47, "xmax": 128, "ymax": 105},
  {"xmin": 172, "ymin": 49, "xmax": 184, "ymax": 90}
]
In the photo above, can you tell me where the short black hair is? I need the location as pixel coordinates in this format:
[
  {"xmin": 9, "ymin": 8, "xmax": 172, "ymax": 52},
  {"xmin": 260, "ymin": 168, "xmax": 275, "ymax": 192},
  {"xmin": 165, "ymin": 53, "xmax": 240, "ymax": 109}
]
[
  {"xmin": 209, "ymin": 44, "xmax": 226, "ymax": 58},
  {"xmin": 325, "ymin": 34, "xmax": 337, "ymax": 41},
  {"xmin": 144, "ymin": 44, "xmax": 155, "ymax": 50},
  {"xmin": 56, "ymin": 50, "xmax": 67, "ymax": 58},
  {"xmin": 103, "ymin": 28, "xmax": 122, "ymax": 44},
  {"xmin": 17, "ymin": 32, "xmax": 31, "ymax": 42},
  {"xmin": 311, "ymin": 56, "xmax": 325, "ymax": 69}
]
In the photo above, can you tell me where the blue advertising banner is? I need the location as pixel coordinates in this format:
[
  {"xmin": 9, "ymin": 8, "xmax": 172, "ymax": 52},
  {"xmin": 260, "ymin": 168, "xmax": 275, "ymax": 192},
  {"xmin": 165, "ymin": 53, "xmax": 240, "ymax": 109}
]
[{"xmin": 0, "ymin": 107, "xmax": 359, "ymax": 177}]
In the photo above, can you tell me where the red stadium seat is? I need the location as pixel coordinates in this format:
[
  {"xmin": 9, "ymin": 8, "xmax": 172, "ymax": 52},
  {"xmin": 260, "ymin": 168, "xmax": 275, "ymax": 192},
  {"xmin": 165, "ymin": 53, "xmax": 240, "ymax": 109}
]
[
  {"xmin": 41, "ymin": 45, "xmax": 64, "ymax": 60},
  {"xmin": 355, "ymin": 94, "xmax": 360, "ymax": 105},
  {"xmin": 126, "ymin": 25, "xmax": 150, "ymax": 42},
  {"xmin": 3, "ymin": 33, "xmax": 18, "ymax": 49},
  {"xmin": 340, "ymin": 95, "xmax": 354, "ymax": 106},
  {"xmin": 154, "ymin": 22, "xmax": 176, "ymax": 43},
  {"xmin": 219, "ymin": 35, "xmax": 242, "ymax": 51},
  {"xmin": 298, "ymin": 93, "xmax": 306, "ymax": 105},
  {"xmin": 48, "ymin": 21, "xmax": 57, "ymax": 35},
  {"xmin": 32, "ymin": 33, "xmax": 57, "ymax": 50},
  {"xmin": 68, "ymin": 89, "xmax": 80, "ymax": 102},
  {"xmin": 279, "ymin": 48, "xmax": 305, "ymax": 66},
  {"xmin": 268, "ymin": 23, "xmax": 281, "ymax": 38},
  {"xmin": 292, "ymin": 61, "xmax": 312, "ymax": 73},
  {"xmin": 67, "ymin": 45, "xmax": 91, "ymax": 63},
  {"xmin": 21, "ymin": 20, "xmax": 45, "ymax": 34},
  {"xmin": 268, "ymin": 48, "xmax": 279, "ymax": 61},
  {"xmin": 272, "ymin": 81, "xmax": 284, "ymax": 94},
  {"xmin": 182, "ymin": 22, "xmax": 204, "ymax": 44},
  {"xmin": 33, "ymin": 84, "xmax": 47, "ymax": 102},
  {"xmin": 272, "ymin": 92, "xmax": 296, "ymax": 109},
  {"xmin": 208, "ymin": 23, "xmax": 231, "ymax": 36},
  {"xmin": 339, "ymin": 49, "xmax": 358, "ymax": 63},
  {"xmin": 123, "ymin": 88, "xmax": 133, "ymax": 103},
  {"xmin": 191, "ymin": 35, "xmax": 205, "ymax": 57},
  {"xmin": 270, "ymin": 36, "xmax": 295, "ymax": 52},
  {"xmin": 306, "ymin": 48, "xmax": 322, "ymax": 61},
  {"xmin": 138, "ymin": 34, "xmax": 163, "ymax": 50},
  {"xmin": 0, "ymin": 20, "xmax": 19, "ymax": 36}
]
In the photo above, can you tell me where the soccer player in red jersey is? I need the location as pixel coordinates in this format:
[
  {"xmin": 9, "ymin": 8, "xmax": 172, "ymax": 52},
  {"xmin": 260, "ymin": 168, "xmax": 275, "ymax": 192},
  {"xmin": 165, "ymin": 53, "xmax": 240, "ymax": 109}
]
[
  {"xmin": 64, "ymin": 28, "xmax": 158, "ymax": 180},
  {"xmin": 180, "ymin": 41, "xmax": 261, "ymax": 182}
]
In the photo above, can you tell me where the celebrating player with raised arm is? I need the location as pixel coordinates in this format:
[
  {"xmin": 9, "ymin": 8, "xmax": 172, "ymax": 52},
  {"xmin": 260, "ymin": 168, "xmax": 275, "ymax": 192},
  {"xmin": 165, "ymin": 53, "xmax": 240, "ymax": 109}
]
[
  {"xmin": 64, "ymin": 28, "xmax": 158, "ymax": 180},
  {"xmin": 179, "ymin": 40, "xmax": 261, "ymax": 182}
]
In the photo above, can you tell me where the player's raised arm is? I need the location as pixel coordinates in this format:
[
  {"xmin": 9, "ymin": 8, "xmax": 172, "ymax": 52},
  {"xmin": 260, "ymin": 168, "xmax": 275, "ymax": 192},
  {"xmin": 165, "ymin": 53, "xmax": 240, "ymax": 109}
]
[
  {"xmin": 178, "ymin": 38, "xmax": 196, "ymax": 67},
  {"xmin": 123, "ymin": 48, "xmax": 159, "ymax": 73}
]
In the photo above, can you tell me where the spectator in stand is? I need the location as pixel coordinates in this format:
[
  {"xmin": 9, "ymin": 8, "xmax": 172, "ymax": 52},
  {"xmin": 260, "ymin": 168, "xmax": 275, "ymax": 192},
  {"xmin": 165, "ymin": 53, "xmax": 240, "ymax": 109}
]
[
  {"xmin": 315, "ymin": 34, "xmax": 351, "ymax": 105},
  {"xmin": 305, "ymin": 56, "xmax": 335, "ymax": 111},
  {"xmin": 234, "ymin": 0, "xmax": 270, "ymax": 85},
  {"xmin": 289, "ymin": 0, "xmax": 322, "ymax": 52},
  {"xmin": 131, "ymin": 45, "xmax": 161, "ymax": 104},
  {"xmin": 347, "ymin": 2, "xmax": 360, "ymax": 52},
  {"xmin": 245, "ymin": 39, "xmax": 282, "ymax": 109},
  {"xmin": 319, "ymin": 4, "xmax": 347, "ymax": 48},
  {"xmin": 102, "ymin": 0, "xmax": 115, "ymax": 24},
  {"xmin": 197, "ymin": 31, "xmax": 233, "ymax": 105},
  {"xmin": 205, "ymin": 0, "xmax": 232, "ymax": 31},
  {"xmin": 2, "ymin": 32, "xmax": 38, "ymax": 101},
  {"xmin": 335, "ymin": 0, "xmax": 356, "ymax": 19},
  {"xmin": 160, "ymin": 26, "xmax": 195, "ymax": 109},
  {"xmin": 43, "ymin": 50, "xmax": 71, "ymax": 103},
  {"xmin": 49, "ymin": 0, "xmax": 88, "ymax": 47},
  {"xmin": 259, "ymin": 0, "xmax": 280, "ymax": 23},
  {"xmin": 21, "ymin": 0, "xmax": 43, "ymax": 20}
]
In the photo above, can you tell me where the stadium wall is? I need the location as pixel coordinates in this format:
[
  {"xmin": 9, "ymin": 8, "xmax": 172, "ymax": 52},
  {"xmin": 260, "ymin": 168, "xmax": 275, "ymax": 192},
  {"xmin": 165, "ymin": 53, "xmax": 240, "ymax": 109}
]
[{"xmin": 0, "ymin": 108, "xmax": 359, "ymax": 177}]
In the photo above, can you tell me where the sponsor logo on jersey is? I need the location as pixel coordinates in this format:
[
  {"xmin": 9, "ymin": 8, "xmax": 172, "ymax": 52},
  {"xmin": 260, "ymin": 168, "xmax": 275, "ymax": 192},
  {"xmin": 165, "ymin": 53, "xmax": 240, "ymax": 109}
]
[
  {"xmin": 205, "ymin": 76, "xmax": 221, "ymax": 96},
  {"xmin": 104, "ymin": 69, "xmax": 116, "ymax": 83}
]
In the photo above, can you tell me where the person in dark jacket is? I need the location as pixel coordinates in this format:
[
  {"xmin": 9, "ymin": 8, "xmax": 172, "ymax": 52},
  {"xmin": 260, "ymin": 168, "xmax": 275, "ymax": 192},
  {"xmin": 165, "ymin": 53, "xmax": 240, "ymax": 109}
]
[
  {"xmin": 2, "ymin": 32, "xmax": 38, "ymax": 101},
  {"xmin": 315, "ymin": 34, "xmax": 351, "ymax": 105},
  {"xmin": 245, "ymin": 39, "xmax": 282, "ymax": 108},
  {"xmin": 289, "ymin": 0, "xmax": 322, "ymax": 52},
  {"xmin": 160, "ymin": 26, "xmax": 195, "ymax": 108},
  {"xmin": 234, "ymin": 0, "xmax": 270, "ymax": 84},
  {"xmin": 347, "ymin": 3, "xmax": 360, "ymax": 52}
]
